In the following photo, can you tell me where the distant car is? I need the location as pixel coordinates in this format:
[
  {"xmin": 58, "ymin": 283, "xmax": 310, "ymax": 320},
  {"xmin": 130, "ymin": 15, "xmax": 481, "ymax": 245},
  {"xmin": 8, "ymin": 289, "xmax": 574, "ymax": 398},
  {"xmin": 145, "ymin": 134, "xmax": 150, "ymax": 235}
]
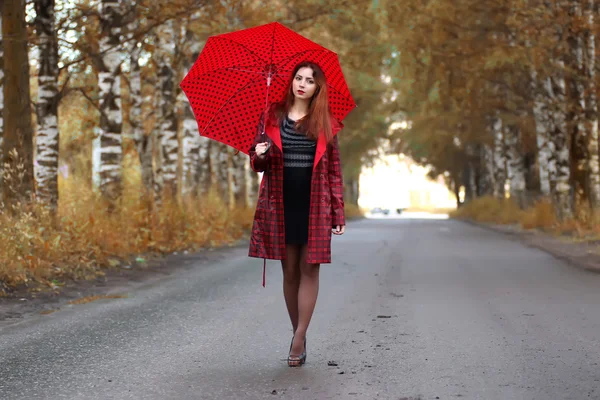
[
  {"xmin": 371, "ymin": 207, "xmax": 390, "ymax": 215},
  {"xmin": 396, "ymin": 208, "xmax": 404, "ymax": 214}
]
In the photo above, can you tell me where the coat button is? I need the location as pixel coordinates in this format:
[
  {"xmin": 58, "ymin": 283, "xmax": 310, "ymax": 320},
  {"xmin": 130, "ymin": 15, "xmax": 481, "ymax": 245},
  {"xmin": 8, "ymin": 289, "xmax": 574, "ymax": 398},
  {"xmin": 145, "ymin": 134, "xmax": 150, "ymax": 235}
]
[{"xmin": 320, "ymin": 173, "xmax": 324, "ymax": 179}]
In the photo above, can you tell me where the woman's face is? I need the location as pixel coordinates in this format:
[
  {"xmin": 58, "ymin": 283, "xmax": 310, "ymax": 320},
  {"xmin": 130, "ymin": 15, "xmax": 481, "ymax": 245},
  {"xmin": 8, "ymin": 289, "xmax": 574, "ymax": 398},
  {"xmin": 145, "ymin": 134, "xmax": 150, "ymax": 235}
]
[{"xmin": 292, "ymin": 67, "xmax": 318, "ymax": 100}]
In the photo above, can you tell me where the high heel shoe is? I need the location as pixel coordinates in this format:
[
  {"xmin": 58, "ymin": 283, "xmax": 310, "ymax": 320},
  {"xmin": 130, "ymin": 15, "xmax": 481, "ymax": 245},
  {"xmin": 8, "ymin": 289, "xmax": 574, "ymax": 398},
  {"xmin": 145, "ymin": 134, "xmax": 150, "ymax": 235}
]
[{"xmin": 287, "ymin": 335, "xmax": 306, "ymax": 367}]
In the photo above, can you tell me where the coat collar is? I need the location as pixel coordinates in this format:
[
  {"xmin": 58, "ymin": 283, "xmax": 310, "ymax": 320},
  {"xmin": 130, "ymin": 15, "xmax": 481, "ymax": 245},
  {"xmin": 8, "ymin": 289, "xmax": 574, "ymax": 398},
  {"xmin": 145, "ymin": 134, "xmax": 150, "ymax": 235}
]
[{"xmin": 265, "ymin": 116, "xmax": 343, "ymax": 170}]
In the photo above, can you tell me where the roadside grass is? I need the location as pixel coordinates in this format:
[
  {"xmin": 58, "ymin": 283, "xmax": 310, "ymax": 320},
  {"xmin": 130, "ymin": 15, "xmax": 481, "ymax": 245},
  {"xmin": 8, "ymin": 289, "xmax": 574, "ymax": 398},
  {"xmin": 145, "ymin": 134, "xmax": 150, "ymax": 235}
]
[
  {"xmin": 0, "ymin": 176, "xmax": 254, "ymax": 296},
  {"xmin": 450, "ymin": 195, "xmax": 600, "ymax": 241},
  {"xmin": 0, "ymin": 175, "xmax": 364, "ymax": 296}
]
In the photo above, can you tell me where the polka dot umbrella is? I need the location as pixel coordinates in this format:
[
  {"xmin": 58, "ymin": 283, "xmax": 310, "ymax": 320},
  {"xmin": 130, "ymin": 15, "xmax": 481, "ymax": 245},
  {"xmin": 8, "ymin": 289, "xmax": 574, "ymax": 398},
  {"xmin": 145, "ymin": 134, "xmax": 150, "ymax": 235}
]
[{"xmin": 179, "ymin": 22, "xmax": 357, "ymax": 155}]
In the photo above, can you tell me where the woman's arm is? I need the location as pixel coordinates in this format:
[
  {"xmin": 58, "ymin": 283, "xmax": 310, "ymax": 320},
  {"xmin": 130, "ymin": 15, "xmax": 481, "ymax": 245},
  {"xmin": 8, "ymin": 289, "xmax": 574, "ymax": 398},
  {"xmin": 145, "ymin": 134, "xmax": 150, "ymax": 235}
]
[
  {"xmin": 328, "ymin": 135, "xmax": 345, "ymax": 227},
  {"xmin": 249, "ymin": 113, "xmax": 270, "ymax": 172}
]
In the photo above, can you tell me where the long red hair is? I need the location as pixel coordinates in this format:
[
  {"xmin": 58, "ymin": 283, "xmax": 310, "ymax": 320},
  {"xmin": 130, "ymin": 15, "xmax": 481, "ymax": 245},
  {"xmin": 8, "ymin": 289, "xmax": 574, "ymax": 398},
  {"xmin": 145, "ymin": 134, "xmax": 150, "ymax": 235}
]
[{"xmin": 272, "ymin": 61, "xmax": 333, "ymax": 143}]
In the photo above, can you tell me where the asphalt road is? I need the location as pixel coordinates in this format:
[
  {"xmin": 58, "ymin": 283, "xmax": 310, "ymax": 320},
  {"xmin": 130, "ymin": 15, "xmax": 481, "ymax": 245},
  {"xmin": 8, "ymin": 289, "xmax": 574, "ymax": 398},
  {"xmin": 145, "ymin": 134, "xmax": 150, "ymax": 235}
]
[{"xmin": 1, "ymin": 215, "xmax": 600, "ymax": 400}]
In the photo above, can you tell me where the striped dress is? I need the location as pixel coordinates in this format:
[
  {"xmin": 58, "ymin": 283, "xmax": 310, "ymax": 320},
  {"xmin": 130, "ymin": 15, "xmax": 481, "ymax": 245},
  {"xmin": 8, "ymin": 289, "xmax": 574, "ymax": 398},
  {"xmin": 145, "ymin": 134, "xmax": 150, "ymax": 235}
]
[{"xmin": 281, "ymin": 115, "xmax": 317, "ymax": 245}]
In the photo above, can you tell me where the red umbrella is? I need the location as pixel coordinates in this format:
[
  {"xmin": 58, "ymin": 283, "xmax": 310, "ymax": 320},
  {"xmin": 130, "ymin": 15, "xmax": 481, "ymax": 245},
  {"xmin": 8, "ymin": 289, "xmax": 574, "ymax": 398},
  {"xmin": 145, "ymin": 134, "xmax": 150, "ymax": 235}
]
[{"xmin": 180, "ymin": 22, "xmax": 356, "ymax": 154}]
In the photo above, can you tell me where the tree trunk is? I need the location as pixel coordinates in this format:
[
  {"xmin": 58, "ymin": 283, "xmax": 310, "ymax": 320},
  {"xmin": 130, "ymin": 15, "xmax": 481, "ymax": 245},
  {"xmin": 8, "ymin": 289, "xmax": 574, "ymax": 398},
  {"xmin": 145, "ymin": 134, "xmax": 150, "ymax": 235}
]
[
  {"xmin": 232, "ymin": 149, "xmax": 246, "ymax": 207},
  {"xmin": 179, "ymin": 32, "xmax": 203, "ymax": 197},
  {"xmin": 506, "ymin": 124, "xmax": 526, "ymax": 207},
  {"xmin": 197, "ymin": 137, "xmax": 211, "ymax": 195},
  {"xmin": 478, "ymin": 143, "xmax": 495, "ymax": 197},
  {"xmin": 154, "ymin": 20, "xmax": 178, "ymax": 199},
  {"xmin": 246, "ymin": 159, "xmax": 259, "ymax": 208},
  {"xmin": 127, "ymin": 15, "xmax": 152, "ymax": 195},
  {"xmin": 34, "ymin": 0, "xmax": 60, "ymax": 209},
  {"xmin": 96, "ymin": 0, "xmax": 124, "ymax": 204},
  {"xmin": 0, "ymin": 7, "xmax": 4, "ymax": 194},
  {"xmin": 2, "ymin": 0, "xmax": 34, "ymax": 205},
  {"xmin": 492, "ymin": 116, "xmax": 506, "ymax": 198},
  {"xmin": 566, "ymin": 0, "xmax": 588, "ymax": 208},
  {"xmin": 220, "ymin": 145, "xmax": 230, "ymax": 203},
  {"xmin": 551, "ymin": 61, "xmax": 573, "ymax": 219},
  {"xmin": 584, "ymin": 0, "xmax": 600, "ymax": 208},
  {"xmin": 533, "ymin": 74, "xmax": 553, "ymax": 196}
]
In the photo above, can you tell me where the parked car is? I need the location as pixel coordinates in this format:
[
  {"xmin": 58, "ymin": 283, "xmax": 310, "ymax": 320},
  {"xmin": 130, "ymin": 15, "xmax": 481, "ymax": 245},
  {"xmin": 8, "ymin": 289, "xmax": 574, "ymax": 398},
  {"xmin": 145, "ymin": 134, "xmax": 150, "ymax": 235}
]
[{"xmin": 371, "ymin": 207, "xmax": 390, "ymax": 215}]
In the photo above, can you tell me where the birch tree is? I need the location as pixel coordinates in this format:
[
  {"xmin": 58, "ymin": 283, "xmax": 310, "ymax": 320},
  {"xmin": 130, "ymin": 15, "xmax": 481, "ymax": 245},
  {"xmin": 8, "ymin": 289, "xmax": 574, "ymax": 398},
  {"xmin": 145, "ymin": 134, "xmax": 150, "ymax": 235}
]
[
  {"xmin": 179, "ymin": 27, "xmax": 203, "ymax": 196},
  {"xmin": 2, "ymin": 0, "xmax": 34, "ymax": 205},
  {"xmin": 125, "ymin": 7, "xmax": 153, "ymax": 194},
  {"xmin": 95, "ymin": 0, "xmax": 124, "ymax": 203},
  {"xmin": 154, "ymin": 20, "xmax": 178, "ymax": 198},
  {"xmin": 583, "ymin": 0, "xmax": 600, "ymax": 207},
  {"xmin": 34, "ymin": 0, "xmax": 60, "ymax": 208},
  {"xmin": 0, "ymin": 11, "xmax": 4, "ymax": 193},
  {"xmin": 492, "ymin": 117, "xmax": 507, "ymax": 198}
]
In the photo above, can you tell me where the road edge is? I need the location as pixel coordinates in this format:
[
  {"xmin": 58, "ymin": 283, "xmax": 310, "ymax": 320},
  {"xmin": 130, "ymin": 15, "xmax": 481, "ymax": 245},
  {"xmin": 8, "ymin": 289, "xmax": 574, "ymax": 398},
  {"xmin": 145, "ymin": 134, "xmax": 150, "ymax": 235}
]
[{"xmin": 456, "ymin": 218, "xmax": 600, "ymax": 273}]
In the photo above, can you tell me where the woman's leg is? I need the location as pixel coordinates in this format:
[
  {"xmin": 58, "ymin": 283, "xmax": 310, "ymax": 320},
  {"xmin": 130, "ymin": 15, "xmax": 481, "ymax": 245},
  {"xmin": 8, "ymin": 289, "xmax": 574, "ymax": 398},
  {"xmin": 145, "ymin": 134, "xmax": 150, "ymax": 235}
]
[
  {"xmin": 289, "ymin": 244, "xmax": 320, "ymax": 358},
  {"xmin": 281, "ymin": 244, "xmax": 302, "ymax": 333}
]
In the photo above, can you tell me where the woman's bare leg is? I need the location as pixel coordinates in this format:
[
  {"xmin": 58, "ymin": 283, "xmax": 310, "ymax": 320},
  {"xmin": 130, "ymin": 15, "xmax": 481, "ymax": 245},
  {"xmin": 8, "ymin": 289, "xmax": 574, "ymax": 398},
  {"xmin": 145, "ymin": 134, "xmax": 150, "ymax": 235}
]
[
  {"xmin": 289, "ymin": 244, "xmax": 320, "ymax": 358},
  {"xmin": 281, "ymin": 244, "xmax": 301, "ymax": 333}
]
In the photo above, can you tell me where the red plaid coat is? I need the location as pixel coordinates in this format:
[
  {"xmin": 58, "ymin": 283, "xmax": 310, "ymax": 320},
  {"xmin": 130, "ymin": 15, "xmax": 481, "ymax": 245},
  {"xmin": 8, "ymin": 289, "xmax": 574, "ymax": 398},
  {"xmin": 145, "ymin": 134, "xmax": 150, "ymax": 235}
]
[{"xmin": 248, "ymin": 111, "xmax": 345, "ymax": 267}]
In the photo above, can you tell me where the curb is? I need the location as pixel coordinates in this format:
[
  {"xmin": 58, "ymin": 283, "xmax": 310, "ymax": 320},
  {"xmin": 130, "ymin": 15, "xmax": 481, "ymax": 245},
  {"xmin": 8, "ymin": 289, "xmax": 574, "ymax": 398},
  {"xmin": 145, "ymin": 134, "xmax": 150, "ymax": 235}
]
[{"xmin": 457, "ymin": 218, "xmax": 600, "ymax": 273}]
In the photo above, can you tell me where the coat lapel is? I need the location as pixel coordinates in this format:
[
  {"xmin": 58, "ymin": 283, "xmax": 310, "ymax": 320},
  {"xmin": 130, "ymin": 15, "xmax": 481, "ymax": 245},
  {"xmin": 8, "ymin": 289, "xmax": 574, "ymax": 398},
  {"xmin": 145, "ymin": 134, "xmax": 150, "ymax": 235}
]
[
  {"xmin": 313, "ymin": 134, "xmax": 327, "ymax": 170},
  {"xmin": 265, "ymin": 121, "xmax": 282, "ymax": 152},
  {"xmin": 313, "ymin": 121, "xmax": 343, "ymax": 170}
]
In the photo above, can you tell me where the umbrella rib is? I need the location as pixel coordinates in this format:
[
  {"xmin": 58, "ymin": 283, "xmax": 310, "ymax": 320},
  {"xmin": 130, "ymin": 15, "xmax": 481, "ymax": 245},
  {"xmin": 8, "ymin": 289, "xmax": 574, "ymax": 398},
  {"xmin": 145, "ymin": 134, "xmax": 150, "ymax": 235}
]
[
  {"xmin": 276, "ymin": 48, "xmax": 332, "ymax": 71},
  {"xmin": 200, "ymin": 77, "xmax": 265, "ymax": 135},
  {"xmin": 325, "ymin": 82, "xmax": 356, "ymax": 105},
  {"xmin": 270, "ymin": 23, "xmax": 277, "ymax": 66},
  {"xmin": 212, "ymin": 35, "xmax": 268, "ymax": 65}
]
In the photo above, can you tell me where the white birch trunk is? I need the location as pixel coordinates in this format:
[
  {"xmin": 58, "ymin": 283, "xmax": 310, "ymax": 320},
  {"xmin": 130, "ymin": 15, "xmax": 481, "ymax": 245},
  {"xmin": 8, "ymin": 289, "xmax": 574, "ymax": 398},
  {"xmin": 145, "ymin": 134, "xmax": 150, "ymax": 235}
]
[
  {"xmin": 584, "ymin": 0, "xmax": 600, "ymax": 207},
  {"xmin": 532, "ymin": 74, "xmax": 553, "ymax": 196},
  {"xmin": 208, "ymin": 140, "xmax": 219, "ymax": 193},
  {"xmin": 492, "ymin": 117, "xmax": 506, "ymax": 198},
  {"xmin": 551, "ymin": 60, "xmax": 573, "ymax": 218},
  {"xmin": 245, "ymin": 159, "xmax": 259, "ymax": 207},
  {"xmin": 506, "ymin": 124, "xmax": 526, "ymax": 207},
  {"xmin": 232, "ymin": 149, "xmax": 246, "ymax": 207},
  {"xmin": 481, "ymin": 143, "xmax": 495, "ymax": 196},
  {"xmin": 227, "ymin": 147, "xmax": 235, "ymax": 209},
  {"xmin": 179, "ymin": 31, "xmax": 203, "ymax": 196},
  {"xmin": 34, "ymin": 0, "xmax": 60, "ymax": 208},
  {"xmin": 219, "ymin": 145, "xmax": 230, "ymax": 202},
  {"xmin": 96, "ymin": 0, "xmax": 124, "ymax": 203},
  {"xmin": 127, "ymin": 16, "xmax": 152, "ymax": 195},
  {"xmin": 154, "ymin": 20, "xmax": 178, "ymax": 198},
  {"xmin": 197, "ymin": 137, "xmax": 211, "ymax": 195},
  {"xmin": 0, "ymin": 14, "xmax": 4, "ymax": 192}
]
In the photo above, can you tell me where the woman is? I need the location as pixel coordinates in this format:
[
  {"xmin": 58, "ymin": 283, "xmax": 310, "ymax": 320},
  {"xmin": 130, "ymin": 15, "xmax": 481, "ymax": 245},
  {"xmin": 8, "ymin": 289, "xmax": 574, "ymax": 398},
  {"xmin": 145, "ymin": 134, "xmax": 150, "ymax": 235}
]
[{"xmin": 248, "ymin": 61, "xmax": 346, "ymax": 367}]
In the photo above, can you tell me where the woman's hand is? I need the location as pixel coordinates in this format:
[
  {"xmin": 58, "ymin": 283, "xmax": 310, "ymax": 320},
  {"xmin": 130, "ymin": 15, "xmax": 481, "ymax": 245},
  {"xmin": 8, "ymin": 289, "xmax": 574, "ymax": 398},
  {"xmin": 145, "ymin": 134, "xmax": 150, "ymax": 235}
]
[
  {"xmin": 332, "ymin": 225, "xmax": 345, "ymax": 235},
  {"xmin": 255, "ymin": 142, "xmax": 270, "ymax": 158}
]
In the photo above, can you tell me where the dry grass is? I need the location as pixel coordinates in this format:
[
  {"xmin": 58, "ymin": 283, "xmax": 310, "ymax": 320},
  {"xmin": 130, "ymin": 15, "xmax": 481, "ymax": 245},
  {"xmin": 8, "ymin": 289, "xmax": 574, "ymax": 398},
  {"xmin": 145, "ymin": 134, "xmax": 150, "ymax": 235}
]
[
  {"xmin": 0, "ymin": 176, "xmax": 254, "ymax": 295},
  {"xmin": 450, "ymin": 195, "xmax": 600, "ymax": 240},
  {"xmin": 0, "ymin": 170, "xmax": 366, "ymax": 295},
  {"xmin": 450, "ymin": 196, "xmax": 524, "ymax": 225}
]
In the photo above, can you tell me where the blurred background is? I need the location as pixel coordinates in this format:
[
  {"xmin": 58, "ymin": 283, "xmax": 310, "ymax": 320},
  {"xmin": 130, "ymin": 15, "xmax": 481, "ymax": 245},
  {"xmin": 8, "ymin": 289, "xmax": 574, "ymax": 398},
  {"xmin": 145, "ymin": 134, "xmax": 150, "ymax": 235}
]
[{"xmin": 2, "ymin": 0, "xmax": 600, "ymax": 292}]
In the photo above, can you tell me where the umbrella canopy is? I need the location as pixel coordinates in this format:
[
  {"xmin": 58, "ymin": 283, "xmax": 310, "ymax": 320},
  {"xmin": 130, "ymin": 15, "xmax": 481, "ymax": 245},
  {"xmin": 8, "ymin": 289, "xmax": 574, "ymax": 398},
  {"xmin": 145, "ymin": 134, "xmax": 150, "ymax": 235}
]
[{"xmin": 180, "ymin": 22, "xmax": 356, "ymax": 155}]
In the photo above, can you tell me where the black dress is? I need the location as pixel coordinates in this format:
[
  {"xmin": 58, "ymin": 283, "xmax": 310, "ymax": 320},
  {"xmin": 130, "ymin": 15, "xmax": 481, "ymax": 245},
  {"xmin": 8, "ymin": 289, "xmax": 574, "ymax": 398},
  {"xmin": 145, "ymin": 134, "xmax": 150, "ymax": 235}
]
[{"xmin": 281, "ymin": 116, "xmax": 317, "ymax": 245}]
